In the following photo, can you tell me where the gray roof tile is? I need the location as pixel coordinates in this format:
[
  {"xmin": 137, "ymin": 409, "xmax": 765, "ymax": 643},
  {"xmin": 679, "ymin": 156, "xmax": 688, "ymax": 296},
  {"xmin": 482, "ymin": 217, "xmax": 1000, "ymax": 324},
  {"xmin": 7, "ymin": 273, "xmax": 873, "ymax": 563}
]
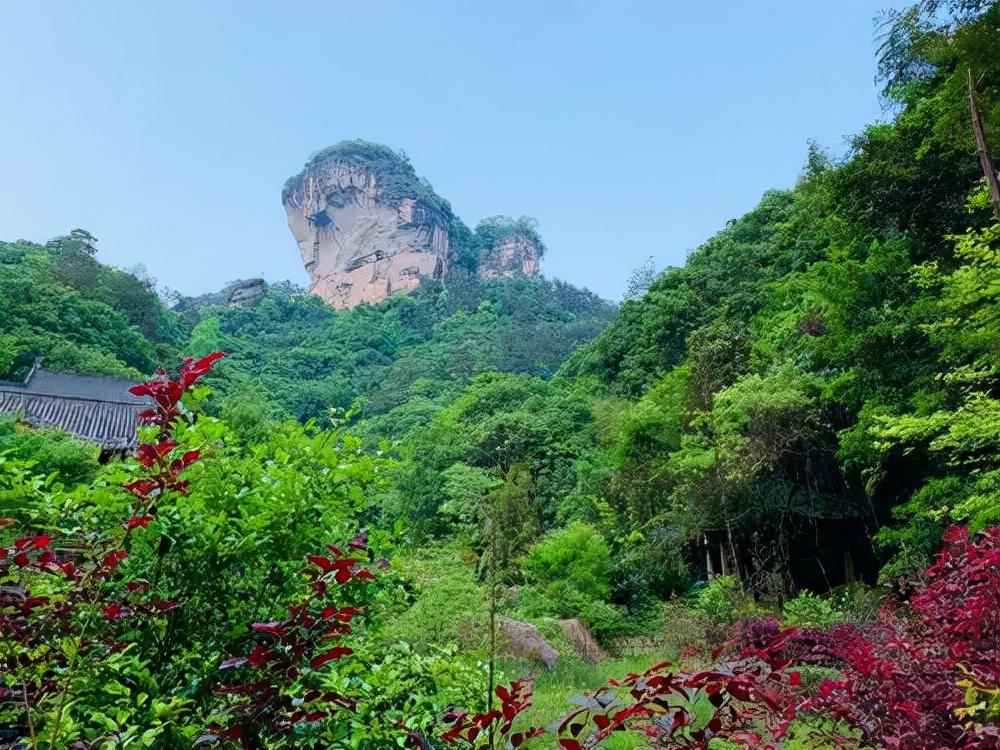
[{"xmin": 0, "ymin": 369, "xmax": 150, "ymax": 449}]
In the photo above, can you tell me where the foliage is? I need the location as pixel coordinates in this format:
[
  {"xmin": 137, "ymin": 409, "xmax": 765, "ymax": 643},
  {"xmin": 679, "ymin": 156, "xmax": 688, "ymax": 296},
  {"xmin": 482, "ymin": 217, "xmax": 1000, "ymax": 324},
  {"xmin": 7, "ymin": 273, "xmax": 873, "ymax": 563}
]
[
  {"xmin": 804, "ymin": 525, "xmax": 1000, "ymax": 748},
  {"xmin": 201, "ymin": 533, "xmax": 377, "ymax": 748},
  {"xmin": 521, "ymin": 522, "xmax": 611, "ymax": 604},
  {"xmin": 0, "ymin": 353, "xmax": 221, "ymax": 749},
  {"xmin": 186, "ymin": 275, "xmax": 612, "ymax": 429},
  {"xmin": 384, "ymin": 546, "xmax": 487, "ymax": 652},
  {"xmin": 0, "ymin": 234, "xmax": 179, "ymax": 378},
  {"xmin": 781, "ymin": 591, "xmax": 843, "ymax": 629},
  {"xmin": 873, "ymin": 224, "xmax": 1000, "ymax": 575},
  {"xmin": 474, "ymin": 215, "xmax": 547, "ymax": 257},
  {"xmin": 0, "ymin": 415, "xmax": 100, "ymax": 486},
  {"xmin": 695, "ymin": 576, "xmax": 744, "ymax": 625}
]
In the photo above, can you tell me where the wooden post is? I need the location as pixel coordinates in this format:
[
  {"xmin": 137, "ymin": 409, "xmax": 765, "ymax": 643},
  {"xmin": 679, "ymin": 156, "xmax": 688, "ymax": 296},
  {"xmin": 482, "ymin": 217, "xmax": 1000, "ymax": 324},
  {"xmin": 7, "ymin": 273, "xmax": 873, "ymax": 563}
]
[{"xmin": 968, "ymin": 69, "xmax": 1000, "ymax": 216}]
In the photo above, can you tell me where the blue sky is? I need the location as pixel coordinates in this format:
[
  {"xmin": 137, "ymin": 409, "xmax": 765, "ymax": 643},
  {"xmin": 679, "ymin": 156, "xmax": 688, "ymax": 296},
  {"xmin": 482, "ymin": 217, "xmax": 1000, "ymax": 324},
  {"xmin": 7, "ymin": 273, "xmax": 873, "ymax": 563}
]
[{"xmin": 0, "ymin": 1, "xmax": 905, "ymax": 301}]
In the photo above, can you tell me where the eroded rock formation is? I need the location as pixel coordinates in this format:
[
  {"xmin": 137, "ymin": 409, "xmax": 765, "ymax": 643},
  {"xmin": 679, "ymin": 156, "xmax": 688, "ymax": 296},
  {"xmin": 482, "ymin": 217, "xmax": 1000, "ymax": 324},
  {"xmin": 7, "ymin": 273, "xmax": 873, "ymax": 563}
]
[
  {"xmin": 225, "ymin": 278, "xmax": 266, "ymax": 307},
  {"xmin": 283, "ymin": 147, "xmax": 450, "ymax": 309},
  {"xmin": 173, "ymin": 278, "xmax": 267, "ymax": 311},
  {"xmin": 479, "ymin": 234, "xmax": 542, "ymax": 279},
  {"xmin": 284, "ymin": 141, "xmax": 547, "ymax": 309}
]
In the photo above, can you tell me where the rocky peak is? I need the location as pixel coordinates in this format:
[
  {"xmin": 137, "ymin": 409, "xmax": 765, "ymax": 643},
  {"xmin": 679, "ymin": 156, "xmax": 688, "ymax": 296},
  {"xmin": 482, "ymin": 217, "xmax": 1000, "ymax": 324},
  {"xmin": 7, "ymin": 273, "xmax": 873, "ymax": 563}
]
[
  {"xmin": 225, "ymin": 278, "xmax": 267, "ymax": 307},
  {"xmin": 283, "ymin": 142, "xmax": 547, "ymax": 309},
  {"xmin": 172, "ymin": 278, "xmax": 267, "ymax": 312},
  {"xmin": 474, "ymin": 215, "xmax": 544, "ymax": 280},
  {"xmin": 282, "ymin": 141, "xmax": 451, "ymax": 309},
  {"xmin": 479, "ymin": 235, "xmax": 542, "ymax": 279}
]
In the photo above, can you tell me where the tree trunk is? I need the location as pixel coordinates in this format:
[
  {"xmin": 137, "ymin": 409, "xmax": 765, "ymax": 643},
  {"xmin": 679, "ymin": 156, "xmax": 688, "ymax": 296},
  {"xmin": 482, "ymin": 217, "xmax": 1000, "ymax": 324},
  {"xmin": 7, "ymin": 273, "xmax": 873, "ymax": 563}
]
[{"xmin": 968, "ymin": 69, "xmax": 1000, "ymax": 216}]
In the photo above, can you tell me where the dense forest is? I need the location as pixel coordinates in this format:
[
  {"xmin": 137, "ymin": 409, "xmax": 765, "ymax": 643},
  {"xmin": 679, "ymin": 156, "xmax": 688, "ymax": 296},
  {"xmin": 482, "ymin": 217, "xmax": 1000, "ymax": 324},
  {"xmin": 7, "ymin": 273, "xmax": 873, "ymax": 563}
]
[{"xmin": 2, "ymin": 1, "xmax": 999, "ymax": 747}]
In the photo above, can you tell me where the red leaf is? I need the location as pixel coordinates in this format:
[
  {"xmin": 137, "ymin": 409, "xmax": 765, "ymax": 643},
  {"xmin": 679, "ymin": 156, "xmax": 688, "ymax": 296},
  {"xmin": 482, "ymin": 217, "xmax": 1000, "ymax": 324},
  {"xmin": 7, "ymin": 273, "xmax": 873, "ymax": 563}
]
[
  {"xmin": 311, "ymin": 646, "xmax": 352, "ymax": 669},
  {"xmin": 21, "ymin": 596, "xmax": 47, "ymax": 615},
  {"xmin": 151, "ymin": 600, "xmax": 179, "ymax": 614},
  {"xmin": 104, "ymin": 550, "xmax": 128, "ymax": 570},
  {"xmin": 123, "ymin": 515, "xmax": 152, "ymax": 531},
  {"xmin": 308, "ymin": 554, "xmax": 335, "ymax": 572},
  {"xmin": 348, "ymin": 531, "xmax": 367, "ymax": 551},
  {"xmin": 181, "ymin": 352, "xmax": 226, "ymax": 386},
  {"xmin": 105, "ymin": 603, "xmax": 127, "ymax": 620},
  {"xmin": 124, "ymin": 479, "xmax": 158, "ymax": 497},
  {"xmin": 251, "ymin": 621, "xmax": 285, "ymax": 638},
  {"xmin": 248, "ymin": 644, "xmax": 272, "ymax": 667}
]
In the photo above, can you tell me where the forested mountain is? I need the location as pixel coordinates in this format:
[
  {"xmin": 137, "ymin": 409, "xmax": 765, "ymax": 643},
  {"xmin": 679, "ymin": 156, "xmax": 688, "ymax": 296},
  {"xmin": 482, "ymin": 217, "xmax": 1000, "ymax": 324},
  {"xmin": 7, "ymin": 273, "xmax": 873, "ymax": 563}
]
[
  {"xmin": 0, "ymin": 230, "xmax": 181, "ymax": 380},
  {"xmin": 2, "ymin": 2, "xmax": 999, "ymax": 747},
  {"xmin": 552, "ymin": 0, "xmax": 1000, "ymax": 594},
  {"xmin": 181, "ymin": 274, "xmax": 614, "ymax": 428}
]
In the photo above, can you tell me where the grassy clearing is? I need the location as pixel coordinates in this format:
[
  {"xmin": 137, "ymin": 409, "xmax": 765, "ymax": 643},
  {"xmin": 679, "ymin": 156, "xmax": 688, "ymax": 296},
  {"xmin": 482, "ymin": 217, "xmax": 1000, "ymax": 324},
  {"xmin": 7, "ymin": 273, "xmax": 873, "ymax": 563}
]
[{"xmin": 501, "ymin": 651, "xmax": 674, "ymax": 749}]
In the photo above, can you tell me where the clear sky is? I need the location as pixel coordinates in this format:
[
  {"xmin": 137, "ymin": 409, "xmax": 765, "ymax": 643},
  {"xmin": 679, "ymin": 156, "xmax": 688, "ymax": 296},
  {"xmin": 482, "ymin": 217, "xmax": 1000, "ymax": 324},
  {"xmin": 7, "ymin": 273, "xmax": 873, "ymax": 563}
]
[{"xmin": 0, "ymin": 1, "xmax": 905, "ymax": 302}]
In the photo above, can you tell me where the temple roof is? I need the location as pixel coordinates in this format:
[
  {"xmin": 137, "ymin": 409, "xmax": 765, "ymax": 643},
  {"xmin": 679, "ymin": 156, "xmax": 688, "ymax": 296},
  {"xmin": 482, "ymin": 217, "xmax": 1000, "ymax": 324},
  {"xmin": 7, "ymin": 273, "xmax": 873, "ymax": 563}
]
[{"xmin": 0, "ymin": 363, "xmax": 149, "ymax": 450}]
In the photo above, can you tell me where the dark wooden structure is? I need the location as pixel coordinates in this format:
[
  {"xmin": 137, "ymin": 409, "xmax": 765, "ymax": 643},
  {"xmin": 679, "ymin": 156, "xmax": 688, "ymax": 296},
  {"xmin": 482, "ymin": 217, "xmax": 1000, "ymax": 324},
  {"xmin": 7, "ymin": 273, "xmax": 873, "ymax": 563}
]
[{"xmin": 0, "ymin": 360, "xmax": 149, "ymax": 453}]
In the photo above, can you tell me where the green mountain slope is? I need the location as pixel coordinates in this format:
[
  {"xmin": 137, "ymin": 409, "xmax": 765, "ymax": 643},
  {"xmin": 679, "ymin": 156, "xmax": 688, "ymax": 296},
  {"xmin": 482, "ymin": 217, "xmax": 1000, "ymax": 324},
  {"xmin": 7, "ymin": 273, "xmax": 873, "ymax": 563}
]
[
  {"xmin": 183, "ymin": 275, "xmax": 614, "ymax": 428},
  {"xmin": 0, "ymin": 230, "xmax": 181, "ymax": 380}
]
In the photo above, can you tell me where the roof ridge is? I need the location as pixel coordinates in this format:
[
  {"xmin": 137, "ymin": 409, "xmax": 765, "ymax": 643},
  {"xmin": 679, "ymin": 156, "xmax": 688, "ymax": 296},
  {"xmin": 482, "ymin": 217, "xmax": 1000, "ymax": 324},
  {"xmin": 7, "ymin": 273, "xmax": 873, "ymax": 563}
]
[{"xmin": 0, "ymin": 387, "xmax": 148, "ymax": 406}]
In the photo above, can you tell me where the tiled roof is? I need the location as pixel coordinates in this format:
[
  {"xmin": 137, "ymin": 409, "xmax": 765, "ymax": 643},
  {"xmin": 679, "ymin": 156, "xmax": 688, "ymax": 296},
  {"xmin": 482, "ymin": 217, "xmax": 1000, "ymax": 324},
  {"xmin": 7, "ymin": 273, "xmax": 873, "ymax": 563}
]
[{"xmin": 0, "ymin": 367, "xmax": 150, "ymax": 450}]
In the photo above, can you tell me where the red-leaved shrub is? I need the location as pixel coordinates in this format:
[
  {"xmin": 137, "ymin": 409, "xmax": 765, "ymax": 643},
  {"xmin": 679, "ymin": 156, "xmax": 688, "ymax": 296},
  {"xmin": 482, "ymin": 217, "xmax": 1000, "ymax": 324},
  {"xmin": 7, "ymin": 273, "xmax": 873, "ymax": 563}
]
[
  {"xmin": 804, "ymin": 525, "xmax": 1000, "ymax": 749},
  {"xmin": 0, "ymin": 353, "xmax": 224, "ymax": 748}
]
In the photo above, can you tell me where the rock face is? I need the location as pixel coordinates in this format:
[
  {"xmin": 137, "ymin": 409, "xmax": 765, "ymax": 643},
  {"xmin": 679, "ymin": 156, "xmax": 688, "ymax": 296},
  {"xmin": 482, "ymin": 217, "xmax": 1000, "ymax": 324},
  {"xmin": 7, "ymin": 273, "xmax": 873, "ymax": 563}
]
[
  {"xmin": 283, "ymin": 144, "xmax": 451, "ymax": 309},
  {"xmin": 479, "ymin": 235, "xmax": 542, "ymax": 279},
  {"xmin": 225, "ymin": 278, "xmax": 266, "ymax": 307},
  {"xmin": 557, "ymin": 618, "xmax": 607, "ymax": 663},
  {"xmin": 284, "ymin": 142, "xmax": 549, "ymax": 309},
  {"xmin": 173, "ymin": 278, "xmax": 267, "ymax": 311}
]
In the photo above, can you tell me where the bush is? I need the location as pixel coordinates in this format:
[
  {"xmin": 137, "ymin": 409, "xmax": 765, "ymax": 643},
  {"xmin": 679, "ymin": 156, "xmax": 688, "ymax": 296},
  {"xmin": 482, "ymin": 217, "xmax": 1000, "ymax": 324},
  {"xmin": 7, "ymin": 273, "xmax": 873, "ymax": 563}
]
[
  {"xmin": 646, "ymin": 601, "xmax": 711, "ymax": 658},
  {"xmin": 828, "ymin": 581, "xmax": 884, "ymax": 625},
  {"xmin": 514, "ymin": 579, "xmax": 591, "ymax": 620},
  {"xmin": 781, "ymin": 590, "xmax": 843, "ymax": 629},
  {"xmin": 521, "ymin": 521, "xmax": 611, "ymax": 601},
  {"xmin": 579, "ymin": 600, "xmax": 636, "ymax": 644},
  {"xmin": 384, "ymin": 546, "xmax": 487, "ymax": 652},
  {"xmin": 0, "ymin": 415, "xmax": 100, "ymax": 486},
  {"xmin": 695, "ymin": 575, "xmax": 742, "ymax": 623}
]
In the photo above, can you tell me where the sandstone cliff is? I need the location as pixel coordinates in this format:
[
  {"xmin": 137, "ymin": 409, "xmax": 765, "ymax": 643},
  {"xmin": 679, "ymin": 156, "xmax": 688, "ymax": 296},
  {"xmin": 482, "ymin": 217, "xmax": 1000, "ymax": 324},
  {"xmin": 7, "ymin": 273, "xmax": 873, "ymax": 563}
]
[
  {"xmin": 283, "ymin": 142, "xmax": 451, "ymax": 309},
  {"xmin": 283, "ymin": 141, "xmax": 545, "ymax": 309},
  {"xmin": 478, "ymin": 234, "xmax": 542, "ymax": 278}
]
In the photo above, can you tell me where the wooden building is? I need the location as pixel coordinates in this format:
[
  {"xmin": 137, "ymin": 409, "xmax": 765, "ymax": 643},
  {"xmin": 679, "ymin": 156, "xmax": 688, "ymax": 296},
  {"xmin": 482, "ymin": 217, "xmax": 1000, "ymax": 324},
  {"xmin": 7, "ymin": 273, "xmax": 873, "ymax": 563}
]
[{"xmin": 0, "ymin": 359, "xmax": 149, "ymax": 454}]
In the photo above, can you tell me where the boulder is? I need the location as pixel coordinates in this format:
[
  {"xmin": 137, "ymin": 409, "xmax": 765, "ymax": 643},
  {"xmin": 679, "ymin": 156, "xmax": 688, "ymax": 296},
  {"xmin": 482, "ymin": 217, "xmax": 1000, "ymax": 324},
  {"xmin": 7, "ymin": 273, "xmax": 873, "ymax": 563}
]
[{"xmin": 497, "ymin": 617, "xmax": 559, "ymax": 668}]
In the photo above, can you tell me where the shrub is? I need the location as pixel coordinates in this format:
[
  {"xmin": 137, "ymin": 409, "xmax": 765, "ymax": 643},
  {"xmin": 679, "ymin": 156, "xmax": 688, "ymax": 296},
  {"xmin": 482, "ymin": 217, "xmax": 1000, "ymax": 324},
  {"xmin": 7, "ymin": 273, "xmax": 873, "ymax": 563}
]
[
  {"xmin": 515, "ymin": 580, "xmax": 591, "ymax": 620},
  {"xmin": 695, "ymin": 575, "xmax": 742, "ymax": 623},
  {"xmin": 0, "ymin": 353, "xmax": 224, "ymax": 748},
  {"xmin": 0, "ymin": 415, "xmax": 99, "ymax": 486},
  {"xmin": 578, "ymin": 600, "xmax": 634, "ymax": 645},
  {"xmin": 828, "ymin": 581, "xmax": 884, "ymax": 625},
  {"xmin": 521, "ymin": 522, "xmax": 611, "ymax": 602},
  {"xmin": 652, "ymin": 601, "xmax": 711, "ymax": 659},
  {"xmin": 385, "ymin": 546, "xmax": 487, "ymax": 651},
  {"xmin": 781, "ymin": 590, "xmax": 843, "ymax": 629},
  {"xmin": 804, "ymin": 525, "xmax": 1000, "ymax": 748}
]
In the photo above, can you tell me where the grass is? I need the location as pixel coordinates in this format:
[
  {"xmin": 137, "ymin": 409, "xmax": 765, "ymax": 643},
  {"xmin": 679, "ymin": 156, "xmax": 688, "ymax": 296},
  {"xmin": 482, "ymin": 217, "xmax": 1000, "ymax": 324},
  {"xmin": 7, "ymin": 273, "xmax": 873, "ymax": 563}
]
[{"xmin": 501, "ymin": 650, "xmax": 675, "ymax": 749}]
